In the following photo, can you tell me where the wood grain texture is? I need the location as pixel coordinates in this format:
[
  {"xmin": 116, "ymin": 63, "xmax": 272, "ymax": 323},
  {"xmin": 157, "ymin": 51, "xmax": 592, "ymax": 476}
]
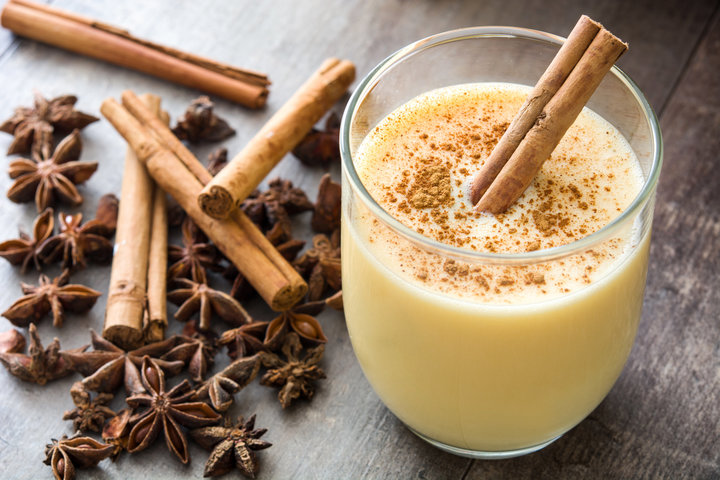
[{"xmin": 0, "ymin": 0, "xmax": 717, "ymax": 478}]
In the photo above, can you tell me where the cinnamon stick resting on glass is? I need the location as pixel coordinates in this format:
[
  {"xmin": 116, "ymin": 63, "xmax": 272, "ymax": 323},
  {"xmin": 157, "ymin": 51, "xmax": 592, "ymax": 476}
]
[
  {"xmin": 103, "ymin": 94, "xmax": 161, "ymax": 350},
  {"xmin": 0, "ymin": 0, "xmax": 269, "ymax": 108},
  {"xmin": 198, "ymin": 58, "xmax": 355, "ymax": 219},
  {"xmin": 470, "ymin": 15, "xmax": 628, "ymax": 214},
  {"xmin": 100, "ymin": 92, "xmax": 308, "ymax": 312}
]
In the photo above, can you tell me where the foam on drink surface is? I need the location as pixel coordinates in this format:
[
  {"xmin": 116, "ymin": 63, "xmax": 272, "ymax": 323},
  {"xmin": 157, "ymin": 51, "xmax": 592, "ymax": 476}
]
[{"xmin": 353, "ymin": 83, "xmax": 644, "ymax": 304}]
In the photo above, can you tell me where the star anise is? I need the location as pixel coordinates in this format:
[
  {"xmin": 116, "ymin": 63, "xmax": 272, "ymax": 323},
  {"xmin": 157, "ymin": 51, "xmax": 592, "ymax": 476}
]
[
  {"xmin": 0, "ymin": 328, "xmax": 26, "ymax": 353},
  {"xmin": 7, "ymin": 129, "xmax": 98, "ymax": 212},
  {"xmin": 292, "ymin": 111, "xmax": 340, "ymax": 168},
  {"xmin": 0, "ymin": 208, "xmax": 54, "ymax": 273},
  {"xmin": 62, "ymin": 330, "xmax": 186, "ymax": 396},
  {"xmin": 294, "ymin": 231, "xmax": 342, "ymax": 302},
  {"xmin": 325, "ymin": 289, "xmax": 344, "ymax": 311},
  {"xmin": 264, "ymin": 301, "xmax": 328, "ymax": 351},
  {"xmin": 311, "ymin": 173, "xmax": 341, "ymax": 233},
  {"xmin": 191, "ymin": 414, "xmax": 271, "ymax": 478},
  {"xmin": 44, "ymin": 434, "xmax": 114, "ymax": 480},
  {"xmin": 168, "ymin": 217, "xmax": 220, "ymax": 283},
  {"xmin": 218, "ymin": 321, "xmax": 268, "ymax": 359},
  {"xmin": 63, "ymin": 391, "xmax": 116, "ymax": 433},
  {"xmin": 40, "ymin": 211, "xmax": 114, "ymax": 270},
  {"xmin": 241, "ymin": 178, "xmax": 314, "ymax": 244},
  {"xmin": 172, "ymin": 96, "xmax": 235, "ymax": 143},
  {"xmin": 160, "ymin": 320, "xmax": 217, "ymax": 382},
  {"xmin": 260, "ymin": 332, "xmax": 326, "ymax": 408},
  {"xmin": 168, "ymin": 269, "xmax": 252, "ymax": 331},
  {"xmin": 102, "ymin": 408, "xmax": 132, "ymax": 458},
  {"xmin": 95, "ymin": 193, "xmax": 120, "ymax": 233},
  {"xmin": 0, "ymin": 323, "xmax": 86, "ymax": 384},
  {"xmin": 196, "ymin": 355, "xmax": 260, "ymax": 412},
  {"xmin": 126, "ymin": 356, "xmax": 221, "ymax": 464},
  {"xmin": 207, "ymin": 147, "xmax": 228, "ymax": 176},
  {"xmin": 2, "ymin": 270, "xmax": 100, "ymax": 328},
  {"xmin": 0, "ymin": 92, "xmax": 98, "ymax": 155}
]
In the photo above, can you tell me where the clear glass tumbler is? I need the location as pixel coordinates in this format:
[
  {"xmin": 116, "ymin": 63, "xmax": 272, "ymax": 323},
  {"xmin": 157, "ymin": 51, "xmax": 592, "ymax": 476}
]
[{"xmin": 340, "ymin": 27, "xmax": 662, "ymax": 459}]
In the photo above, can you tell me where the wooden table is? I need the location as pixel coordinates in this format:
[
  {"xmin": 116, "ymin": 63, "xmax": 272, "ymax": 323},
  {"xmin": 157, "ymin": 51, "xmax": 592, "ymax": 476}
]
[{"xmin": 0, "ymin": 1, "xmax": 717, "ymax": 478}]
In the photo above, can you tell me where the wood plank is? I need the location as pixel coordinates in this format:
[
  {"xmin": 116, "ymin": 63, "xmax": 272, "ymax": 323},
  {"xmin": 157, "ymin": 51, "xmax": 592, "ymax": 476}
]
[
  {"xmin": 0, "ymin": 0, "xmax": 716, "ymax": 478},
  {"xmin": 466, "ymin": 10, "xmax": 720, "ymax": 480}
]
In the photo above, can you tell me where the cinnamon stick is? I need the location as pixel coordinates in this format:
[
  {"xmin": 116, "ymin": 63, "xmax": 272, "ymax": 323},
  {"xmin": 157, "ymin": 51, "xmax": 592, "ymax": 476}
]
[
  {"xmin": 198, "ymin": 58, "xmax": 356, "ymax": 219},
  {"xmin": 143, "ymin": 122, "xmax": 170, "ymax": 344},
  {"xmin": 100, "ymin": 96, "xmax": 308, "ymax": 311},
  {"xmin": 1, "ymin": 0, "xmax": 269, "ymax": 108},
  {"xmin": 103, "ymin": 94, "xmax": 160, "ymax": 350},
  {"xmin": 471, "ymin": 16, "xmax": 627, "ymax": 214}
]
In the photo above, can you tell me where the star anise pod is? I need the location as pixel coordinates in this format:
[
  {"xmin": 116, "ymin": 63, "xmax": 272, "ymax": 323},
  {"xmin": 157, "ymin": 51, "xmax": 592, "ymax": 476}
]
[
  {"xmin": 260, "ymin": 332, "xmax": 326, "ymax": 408},
  {"xmin": 196, "ymin": 355, "xmax": 260, "ymax": 412},
  {"xmin": 294, "ymin": 231, "xmax": 342, "ymax": 302},
  {"xmin": 325, "ymin": 289, "xmax": 344, "ymax": 311},
  {"xmin": 44, "ymin": 434, "xmax": 114, "ymax": 480},
  {"xmin": 168, "ymin": 217, "xmax": 220, "ymax": 283},
  {"xmin": 126, "ymin": 356, "xmax": 221, "ymax": 464},
  {"xmin": 160, "ymin": 320, "xmax": 217, "ymax": 382},
  {"xmin": 264, "ymin": 301, "xmax": 328, "ymax": 351},
  {"xmin": 168, "ymin": 269, "xmax": 252, "ymax": 331},
  {"xmin": 172, "ymin": 96, "xmax": 235, "ymax": 143},
  {"xmin": 63, "ymin": 391, "xmax": 116, "ymax": 433},
  {"xmin": 0, "ymin": 323, "xmax": 86, "ymax": 384},
  {"xmin": 191, "ymin": 414, "xmax": 271, "ymax": 478},
  {"xmin": 2, "ymin": 270, "xmax": 101, "ymax": 328},
  {"xmin": 0, "ymin": 328, "xmax": 26, "ymax": 353},
  {"xmin": 206, "ymin": 147, "xmax": 228, "ymax": 176},
  {"xmin": 0, "ymin": 207, "xmax": 54, "ymax": 273},
  {"xmin": 292, "ymin": 111, "xmax": 340, "ymax": 168},
  {"xmin": 0, "ymin": 92, "xmax": 98, "ymax": 155},
  {"xmin": 40, "ymin": 211, "xmax": 114, "ymax": 270},
  {"xmin": 217, "ymin": 321, "xmax": 268, "ymax": 359},
  {"xmin": 95, "ymin": 193, "xmax": 120, "ymax": 233},
  {"xmin": 62, "ymin": 329, "xmax": 186, "ymax": 396},
  {"xmin": 102, "ymin": 408, "xmax": 132, "ymax": 458},
  {"xmin": 7, "ymin": 129, "xmax": 98, "ymax": 212},
  {"xmin": 311, "ymin": 173, "xmax": 341, "ymax": 233}
]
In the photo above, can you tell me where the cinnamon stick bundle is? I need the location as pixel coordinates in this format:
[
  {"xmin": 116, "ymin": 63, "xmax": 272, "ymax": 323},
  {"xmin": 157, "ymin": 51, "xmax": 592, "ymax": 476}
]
[
  {"xmin": 470, "ymin": 15, "xmax": 627, "ymax": 214},
  {"xmin": 198, "ymin": 58, "xmax": 356, "ymax": 219},
  {"xmin": 103, "ymin": 94, "xmax": 161, "ymax": 350},
  {"xmin": 1, "ymin": 0, "xmax": 269, "ymax": 108},
  {"xmin": 100, "ymin": 93, "xmax": 307, "ymax": 312}
]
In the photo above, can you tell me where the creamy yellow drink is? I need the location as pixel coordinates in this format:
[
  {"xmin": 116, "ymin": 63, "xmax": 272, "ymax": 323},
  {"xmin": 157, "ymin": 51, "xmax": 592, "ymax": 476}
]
[{"xmin": 342, "ymin": 83, "xmax": 650, "ymax": 452}]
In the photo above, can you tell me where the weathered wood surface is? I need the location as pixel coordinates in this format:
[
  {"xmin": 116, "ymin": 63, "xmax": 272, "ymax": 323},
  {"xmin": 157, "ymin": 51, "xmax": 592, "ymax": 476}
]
[{"xmin": 0, "ymin": 0, "xmax": 717, "ymax": 478}]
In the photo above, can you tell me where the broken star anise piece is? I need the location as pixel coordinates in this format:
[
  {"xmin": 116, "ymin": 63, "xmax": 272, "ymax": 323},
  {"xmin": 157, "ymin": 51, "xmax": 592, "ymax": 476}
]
[
  {"xmin": 7, "ymin": 129, "xmax": 98, "ymax": 212},
  {"xmin": 191, "ymin": 414, "xmax": 271, "ymax": 478},
  {"xmin": 126, "ymin": 356, "xmax": 221, "ymax": 464},
  {"xmin": 206, "ymin": 147, "xmax": 228, "ymax": 176},
  {"xmin": 0, "ymin": 328, "xmax": 26, "ymax": 353},
  {"xmin": 196, "ymin": 355, "xmax": 260, "ymax": 412},
  {"xmin": 0, "ymin": 323, "xmax": 86, "ymax": 384},
  {"xmin": 168, "ymin": 269, "xmax": 252, "ymax": 331},
  {"xmin": 63, "ymin": 391, "xmax": 115, "ymax": 433},
  {"xmin": 218, "ymin": 321, "xmax": 268, "ymax": 360},
  {"xmin": 264, "ymin": 302, "xmax": 328, "ymax": 351},
  {"xmin": 102, "ymin": 408, "xmax": 132, "ymax": 458},
  {"xmin": 95, "ymin": 193, "xmax": 120, "ymax": 233},
  {"xmin": 2, "ymin": 270, "xmax": 101, "ymax": 328},
  {"xmin": 160, "ymin": 320, "xmax": 218, "ymax": 382},
  {"xmin": 292, "ymin": 111, "xmax": 340, "ymax": 168},
  {"xmin": 260, "ymin": 332, "xmax": 326, "ymax": 408},
  {"xmin": 0, "ymin": 92, "xmax": 98, "ymax": 155},
  {"xmin": 172, "ymin": 96, "xmax": 235, "ymax": 143},
  {"xmin": 62, "ymin": 329, "xmax": 186, "ymax": 396},
  {"xmin": 294, "ymin": 231, "xmax": 342, "ymax": 302},
  {"xmin": 311, "ymin": 173, "xmax": 341, "ymax": 234},
  {"xmin": 0, "ymin": 207, "xmax": 54, "ymax": 273},
  {"xmin": 44, "ymin": 434, "xmax": 114, "ymax": 480},
  {"xmin": 40, "ymin": 211, "xmax": 114, "ymax": 270},
  {"xmin": 168, "ymin": 217, "xmax": 220, "ymax": 283}
]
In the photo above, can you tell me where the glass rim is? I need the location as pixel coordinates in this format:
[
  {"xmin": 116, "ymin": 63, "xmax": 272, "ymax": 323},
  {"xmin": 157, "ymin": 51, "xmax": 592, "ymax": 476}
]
[{"xmin": 340, "ymin": 26, "xmax": 663, "ymax": 265}]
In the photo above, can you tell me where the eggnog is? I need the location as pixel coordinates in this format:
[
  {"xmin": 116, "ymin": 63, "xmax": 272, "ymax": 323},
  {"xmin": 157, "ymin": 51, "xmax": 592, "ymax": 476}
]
[{"xmin": 342, "ymin": 83, "xmax": 650, "ymax": 452}]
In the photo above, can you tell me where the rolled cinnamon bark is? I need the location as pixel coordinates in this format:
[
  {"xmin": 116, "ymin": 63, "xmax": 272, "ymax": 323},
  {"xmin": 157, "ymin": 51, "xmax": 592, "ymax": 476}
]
[
  {"xmin": 197, "ymin": 58, "xmax": 356, "ymax": 219},
  {"xmin": 102, "ymin": 94, "xmax": 160, "ymax": 349},
  {"xmin": 100, "ymin": 97, "xmax": 308, "ymax": 311}
]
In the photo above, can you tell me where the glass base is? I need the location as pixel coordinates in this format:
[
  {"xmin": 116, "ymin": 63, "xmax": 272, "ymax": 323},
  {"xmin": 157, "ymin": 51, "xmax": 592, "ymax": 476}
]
[{"xmin": 408, "ymin": 427, "xmax": 562, "ymax": 459}]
